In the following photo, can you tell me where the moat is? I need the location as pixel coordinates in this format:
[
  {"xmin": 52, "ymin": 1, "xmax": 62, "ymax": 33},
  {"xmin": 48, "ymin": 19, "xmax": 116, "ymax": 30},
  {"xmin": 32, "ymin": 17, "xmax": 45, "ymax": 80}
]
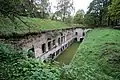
[{"xmin": 55, "ymin": 42, "xmax": 80, "ymax": 65}]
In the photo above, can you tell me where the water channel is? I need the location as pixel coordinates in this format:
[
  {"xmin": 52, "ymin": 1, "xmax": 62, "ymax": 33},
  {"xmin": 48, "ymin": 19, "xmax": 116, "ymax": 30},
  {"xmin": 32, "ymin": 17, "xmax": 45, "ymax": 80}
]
[{"xmin": 55, "ymin": 42, "xmax": 80, "ymax": 65}]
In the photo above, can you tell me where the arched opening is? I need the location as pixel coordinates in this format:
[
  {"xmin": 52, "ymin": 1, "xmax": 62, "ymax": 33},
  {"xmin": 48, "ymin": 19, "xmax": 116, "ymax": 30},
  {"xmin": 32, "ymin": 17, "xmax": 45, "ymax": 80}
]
[
  {"xmin": 56, "ymin": 50, "xmax": 60, "ymax": 56},
  {"xmin": 63, "ymin": 36, "xmax": 65, "ymax": 42},
  {"xmin": 53, "ymin": 39, "xmax": 55, "ymax": 46},
  {"xmin": 80, "ymin": 38, "xmax": 84, "ymax": 42},
  {"xmin": 48, "ymin": 41, "xmax": 51, "ymax": 51},
  {"xmin": 58, "ymin": 37, "xmax": 61, "ymax": 45},
  {"xmin": 42, "ymin": 43, "xmax": 46, "ymax": 53},
  {"xmin": 61, "ymin": 48, "xmax": 63, "ymax": 52},
  {"xmin": 60, "ymin": 32, "xmax": 63, "ymax": 36},
  {"xmin": 28, "ymin": 45, "xmax": 35, "ymax": 58},
  {"xmin": 49, "ymin": 53, "xmax": 55, "ymax": 60},
  {"xmin": 63, "ymin": 46, "xmax": 64, "ymax": 50},
  {"xmin": 61, "ymin": 37, "xmax": 63, "ymax": 43},
  {"xmin": 47, "ymin": 38, "xmax": 51, "ymax": 41},
  {"xmin": 65, "ymin": 44, "xmax": 67, "ymax": 48},
  {"xmin": 74, "ymin": 38, "xmax": 77, "ymax": 41},
  {"xmin": 82, "ymin": 31, "xmax": 85, "ymax": 36},
  {"xmin": 75, "ymin": 32, "xmax": 78, "ymax": 35}
]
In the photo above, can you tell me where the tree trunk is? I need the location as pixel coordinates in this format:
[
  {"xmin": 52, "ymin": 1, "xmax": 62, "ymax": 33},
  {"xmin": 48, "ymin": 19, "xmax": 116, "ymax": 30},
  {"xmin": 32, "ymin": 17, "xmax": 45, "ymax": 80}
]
[
  {"xmin": 115, "ymin": 19, "xmax": 118, "ymax": 26},
  {"xmin": 108, "ymin": 16, "xmax": 110, "ymax": 26},
  {"xmin": 99, "ymin": 10, "xmax": 102, "ymax": 25},
  {"xmin": 43, "ymin": 11, "xmax": 45, "ymax": 18}
]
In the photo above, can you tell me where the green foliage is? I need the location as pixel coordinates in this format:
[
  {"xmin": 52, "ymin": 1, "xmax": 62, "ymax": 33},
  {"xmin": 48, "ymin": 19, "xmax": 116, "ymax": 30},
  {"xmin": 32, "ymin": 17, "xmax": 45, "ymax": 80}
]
[
  {"xmin": 0, "ymin": 44, "xmax": 61, "ymax": 80},
  {"xmin": 0, "ymin": 0, "xmax": 51, "ymax": 18},
  {"xmin": 63, "ymin": 28, "xmax": 120, "ymax": 80},
  {"xmin": 87, "ymin": 0, "xmax": 112, "ymax": 27},
  {"xmin": 0, "ymin": 0, "xmax": 23, "ymax": 17},
  {"xmin": 84, "ymin": 14, "xmax": 98, "ymax": 27},
  {"xmin": 0, "ymin": 17, "xmax": 70, "ymax": 37},
  {"xmin": 34, "ymin": 0, "xmax": 51, "ymax": 18},
  {"xmin": 0, "ymin": 0, "xmax": 36, "ymax": 19},
  {"xmin": 64, "ymin": 15, "xmax": 73, "ymax": 24},
  {"xmin": 73, "ymin": 9, "xmax": 85, "ymax": 24},
  {"xmin": 109, "ymin": 0, "xmax": 120, "ymax": 19},
  {"xmin": 56, "ymin": 0, "xmax": 74, "ymax": 22}
]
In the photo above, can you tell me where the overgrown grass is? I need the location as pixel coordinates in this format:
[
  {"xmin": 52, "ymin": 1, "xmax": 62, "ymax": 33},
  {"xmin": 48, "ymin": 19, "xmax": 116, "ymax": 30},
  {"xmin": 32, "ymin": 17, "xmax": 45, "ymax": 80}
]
[
  {"xmin": 62, "ymin": 28, "xmax": 120, "ymax": 80},
  {"xmin": 0, "ymin": 17, "xmax": 70, "ymax": 36},
  {"xmin": 1, "ymin": 27, "xmax": 120, "ymax": 80},
  {"xmin": 0, "ymin": 43, "xmax": 61, "ymax": 80}
]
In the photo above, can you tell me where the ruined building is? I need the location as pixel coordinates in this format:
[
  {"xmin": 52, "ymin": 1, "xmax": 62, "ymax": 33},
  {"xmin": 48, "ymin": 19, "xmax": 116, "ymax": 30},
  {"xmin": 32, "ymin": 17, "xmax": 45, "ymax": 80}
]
[{"xmin": 6, "ymin": 27, "xmax": 89, "ymax": 61}]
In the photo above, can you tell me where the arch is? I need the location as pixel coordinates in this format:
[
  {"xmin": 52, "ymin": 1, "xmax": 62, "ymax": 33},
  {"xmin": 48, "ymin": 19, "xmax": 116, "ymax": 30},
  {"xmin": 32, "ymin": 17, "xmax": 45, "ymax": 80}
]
[
  {"xmin": 61, "ymin": 37, "xmax": 63, "ymax": 43},
  {"xmin": 28, "ymin": 45, "xmax": 35, "ymax": 58},
  {"xmin": 56, "ymin": 50, "xmax": 60, "ymax": 56},
  {"xmin": 82, "ymin": 31, "xmax": 85, "ymax": 36},
  {"xmin": 74, "ymin": 38, "xmax": 77, "ymax": 41},
  {"xmin": 75, "ymin": 32, "xmax": 78, "ymax": 35},
  {"xmin": 42, "ymin": 43, "xmax": 46, "ymax": 53},
  {"xmin": 53, "ymin": 39, "xmax": 55, "ymax": 46},
  {"xmin": 48, "ymin": 41, "xmax": 51, "ymax": 51},
  {"xmin": 58, "ymin": 37, "xmax": 61, "ymax": 45},
  {"xmin": 80, "ymin": 38, "xmax": 84, "ymax": 42}
]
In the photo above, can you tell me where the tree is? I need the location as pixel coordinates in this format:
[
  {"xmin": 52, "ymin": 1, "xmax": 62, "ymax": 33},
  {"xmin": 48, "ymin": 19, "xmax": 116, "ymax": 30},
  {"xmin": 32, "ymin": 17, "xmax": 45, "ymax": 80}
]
[
  {"xmin": 84, "ymin": 13, "xmax": 97, "ymax": 27},
  {"xmin": 0, "ymin": 0, "xmax": 51, "ymax": 18},
  {"xmin": 109, "ymin": 0, "xmax": 120, "ymax": 19},
  {"xmin": 35, "ymin": 0, "xmax": 51, "ymax": 18},
  {"xmin": 73, "ymin": 9, "xmax": 85, "ymax": 24},
  {"xmin": 109, "ymin": 0, "xmax": 120, "ymax": 25},
  {"xmin": 56, "ymin": 0, "xmax": 74, "ymax": 22},
  {"xmin": 0, "ymin": 0, "xmax": 24, "ymax": 18},
  {"xmin": 87, "ymin": 0, "xmax": 112, "ymax": 26}
]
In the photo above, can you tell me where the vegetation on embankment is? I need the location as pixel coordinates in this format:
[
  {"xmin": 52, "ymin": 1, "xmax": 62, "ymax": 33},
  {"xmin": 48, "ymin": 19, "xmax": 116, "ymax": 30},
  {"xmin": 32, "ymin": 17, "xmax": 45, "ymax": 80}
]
[
  {"xmin": 0, "ymin": 17, "xmax": 71, "ymax": 37},
  {"xmin": 62, "ymin": 28, "xmax": 120, "ymax": 80},
  {"xmin": 0, "ymin": 43, "xmax": 61, "ymax": 80},
  {"xmin": 1, "ymin": 28, "xmax": 120, "ymax": 80}
]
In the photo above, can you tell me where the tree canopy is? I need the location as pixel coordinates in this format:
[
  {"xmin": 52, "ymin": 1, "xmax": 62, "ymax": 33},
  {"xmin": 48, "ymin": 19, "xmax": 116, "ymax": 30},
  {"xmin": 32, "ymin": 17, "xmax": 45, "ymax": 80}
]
[
  {"xmin": 109, "ymin": 0, "xmax": 120, "ymax": 19},
  {"xmin": 0, "ymin": 0, "xmax": 51, "ymax": 19},
  {"xmin": 55, "ymin": 0, "xmax": 74, "ymax": 22},
  {"xmin": 73, "ymin": 9, "xmax": 85, "ymax": 24}
]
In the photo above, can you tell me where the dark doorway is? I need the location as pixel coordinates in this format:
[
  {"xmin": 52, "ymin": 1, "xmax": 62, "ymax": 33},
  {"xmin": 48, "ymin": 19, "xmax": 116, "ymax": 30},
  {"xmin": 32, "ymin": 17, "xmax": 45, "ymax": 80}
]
[
  {"xmin": 49, "ymin": 53, "xmax": 55, "ymax": 60},
  {"xmin": 53, "ymin": 39, "xmax": 55, "ymax": 46},
  {"xmin": 61, "ymin": 37, "xmax": 63, "ymax": 43},
  {"xmin": 74, "ymin": 38, "xmax": 77, "ymax": 41},
  {"xmin": 75, "ymin": 32, "xmax": 78, "ymax": 35},
  {"xmin": 58, "ymin": 38, "xmax": 61, "ymax": 45},
  {"xmin": 56, "ymin": 50, "xmax": 60, "ymax": 56},
  {"xmin": 80, "ymin": 38, "xmax": 84, "ymax": 42},
  {"xmin": 61, "ymin": 48, "xmax": 63, "ymax": 52},
  {"xmin": 48, "ymin": 41, "xmax": 51, "ymax": 51},
  {"xmin": 82, "ymin": 32, "xmax": 85, "ymax": 36},
  {"xmin": 42, "ymin": 44, "xmax": 46, "ymax": 53},
  {"xmin": 65, "ymin": 44, "xmax": 67, "ymax": 48}
]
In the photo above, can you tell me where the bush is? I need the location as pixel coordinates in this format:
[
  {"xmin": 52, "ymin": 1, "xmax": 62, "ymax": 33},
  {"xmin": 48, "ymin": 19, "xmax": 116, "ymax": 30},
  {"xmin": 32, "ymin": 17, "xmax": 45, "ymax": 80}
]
[{"xmin": 0, "ymin": 44, "xmax": 61, "ymax": 80}]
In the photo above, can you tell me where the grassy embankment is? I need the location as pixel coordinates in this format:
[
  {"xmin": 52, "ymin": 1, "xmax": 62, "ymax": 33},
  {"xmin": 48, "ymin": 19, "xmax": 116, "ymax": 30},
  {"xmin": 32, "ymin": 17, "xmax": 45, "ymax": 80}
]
[
  {"xmin": 0, "ymin": 17, "xmax": 71, "ymax": 37},
  {"xmin": 1, "ymin": 16, "xmax": 120, "ymax": 80},
  {"xmin": 0, "ymin": 17, "xmax": 70, "ymax": 79},
  {"xmin": 63, "ymin": 28, "xmax": 120, "ymax": 80}
]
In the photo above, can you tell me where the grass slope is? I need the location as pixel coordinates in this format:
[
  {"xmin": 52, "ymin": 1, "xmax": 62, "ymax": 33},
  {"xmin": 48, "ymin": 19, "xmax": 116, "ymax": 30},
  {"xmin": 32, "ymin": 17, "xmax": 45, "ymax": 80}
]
[
  {"xmin": 64, "ymin": 28, "xmax": 120, "ymax": 80},
  {"xmin": 0, "ymin": 17, "xmax": 69, "ymax": 36}
]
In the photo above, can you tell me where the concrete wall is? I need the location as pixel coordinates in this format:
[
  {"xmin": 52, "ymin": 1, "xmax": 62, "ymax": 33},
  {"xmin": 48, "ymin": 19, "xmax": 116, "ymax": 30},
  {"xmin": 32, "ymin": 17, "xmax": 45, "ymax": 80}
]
[{"xmin": 14, "ymin": 28, "xmax": 87, "ymax": 61}]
